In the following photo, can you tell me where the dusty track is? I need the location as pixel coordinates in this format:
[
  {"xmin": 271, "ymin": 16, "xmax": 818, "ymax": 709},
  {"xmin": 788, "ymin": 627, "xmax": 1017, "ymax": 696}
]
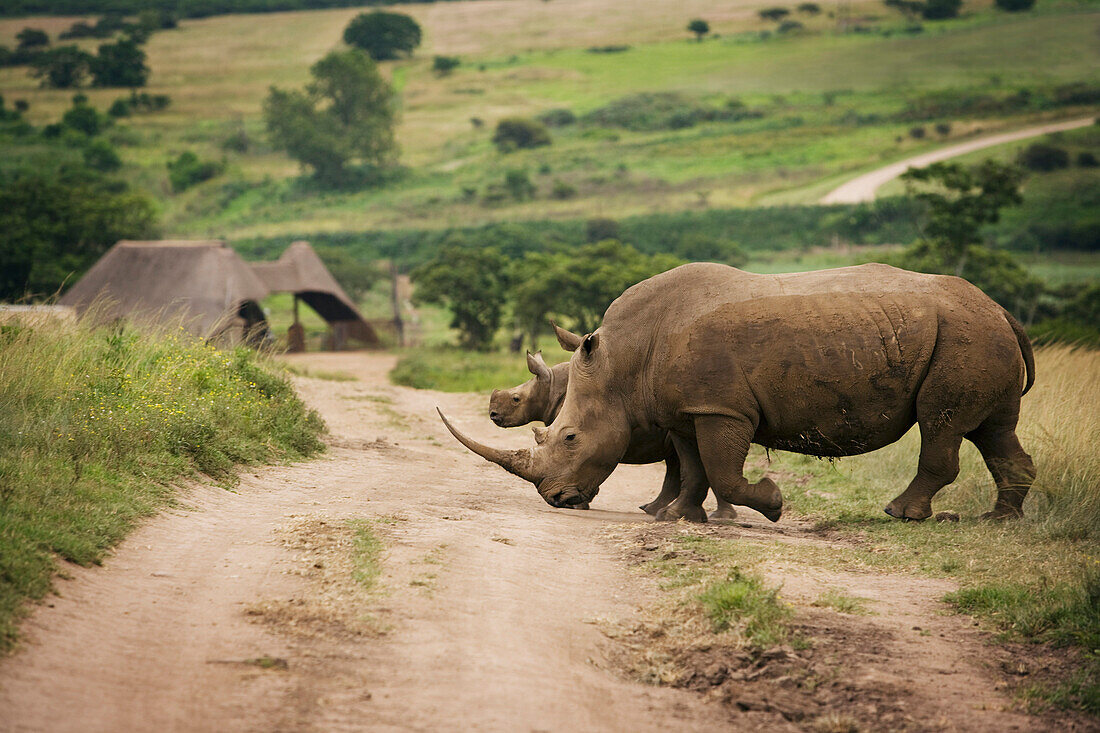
[
  {"xmin": 0, "ymin": 352, "xmax": 1082, "ymax": 731},
  {"xmin": 820, "ymin": 117, "xmax": 1095, "ymax": 204}
]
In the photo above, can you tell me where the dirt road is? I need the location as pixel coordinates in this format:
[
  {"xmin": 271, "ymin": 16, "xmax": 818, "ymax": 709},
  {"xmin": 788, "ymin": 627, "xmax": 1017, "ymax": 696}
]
[
  {"xmin": 0, "ymin": 352, "xmax": 1079, "ymax": 731},
  {"xmin": 820, "ymin": 117, "xmax": 1095, "ymax": 204}
]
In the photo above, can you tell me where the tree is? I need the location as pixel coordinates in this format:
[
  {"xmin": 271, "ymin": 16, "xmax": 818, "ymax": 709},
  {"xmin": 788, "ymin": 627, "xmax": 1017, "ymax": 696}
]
[
  {"xmin": 687, "ymin": 19, "xmax": 710, "ymax": 41},
  {"xmin": 0, "ymin": 170, "xmax": 158, "ymax": 300},
  {"xmin": 1017, "ymin": 143, "xmax": 1070, "ymax": 172},
  {"xmin": 492, "ymin": 117, "xmax": 551, "ymax": 152},
  {"xmin": 898, "ymin": 160, "xmax": 1039, "ymax": 317},
  {"xmin": 264, "ymin": 49, "xmax": 397, "ymax": 186},
  {"xmin": 411, "ymin": 244, "xmax": 511, "ymax": 350},
  {"xmin": 16, "ymin": 28, "xmax": 49, "ymax": 51},
  {"xmin": 758, "ymin": 7, "xmax": 791, "ymax": 22},
  {"xmin": 30, "ymin": 46, "xmax": 92, "ymax": 88},
  {"xmin": 343, "ymin": 11, "xmax": 422, "ymax": 61},
  {"xmin": 797, "ymin": 3, "xmax": 822, "ymax": 14},
  {"xmin": 83, "ymin": 139, "xmax": 122, "ymax": 171},
  {"xmin": 91, "ymin": 37, "xmax": 149, "ymax": 87},
  {"xmin": 994, "ymin": 0, "xmax": 1035, "ymax": 10},
  {"xmin": 61, "ymin": 96, "xmax": 107, "ymax": 136},
  {"xmin": 920, "ymin": 0, "xmax": 961, "ymax": 19},
  {"xmin": 432, "ymin": 55, "xmax": 460, "ymax": 75}
]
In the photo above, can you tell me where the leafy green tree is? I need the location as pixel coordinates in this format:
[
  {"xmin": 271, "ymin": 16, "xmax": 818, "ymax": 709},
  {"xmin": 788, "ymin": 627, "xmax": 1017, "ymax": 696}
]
[
  {"xmin": 61, "ymin": 96, "xmax": 108, "ymax": 135},
  {"xmin": 91, "ymin": 37, "xmax": 149, "ymax": 87},
  {"xmin": 16, "ymin": 28, "xmax": 49, "ymax": 51},
  {"xmin": 994, "ymin": 0, "xmax": 1035, "ymax": 10},
  {"xmin": 432, "ymin": 55, "xmax": 460, "ymax": 75},
  {"xmin": 687, "ymin": 19, "xmax": 710, "ymax": 41},
  {"xmin": 343, "ymin": 11, "xmax": 422, "ymax": 61},
  {"xmin": 758, "ymin": 7, "xmax": 791, "ymax": 22},
  {"xmin": 30, "ymin": 46, "xmax": 93, "ymax": 88},
  {"xmin": 0, "ymin": 170, "xmax": 158, "ymax": 300},
  {"xmin": 492, "ymin": 117, "xmax": 551, "ymax": 152},
  {"xmin": 920, "ymin": 0, "xmax": 961, "ymax": 19},
  {"xmin": 412, "ymin": 244, "xmax": 511, "ymax": 350},
  {"xmin": 264, "ymin": 49, "xmax": 397, "ymax": 186},
  {"xmin": 797, "ymin": 3, "xmax": 822, "ymax": 14},
  {"xmin": 167, "ymin": 151, "xmax": 223, "ymax": 192},
  {"xmin": 898, "ymin": 160, "xmax": 1039, "ymax": 317},
  {"xmin": 83, "ymin": 139, "xmax": 122, "ymax": 171}
]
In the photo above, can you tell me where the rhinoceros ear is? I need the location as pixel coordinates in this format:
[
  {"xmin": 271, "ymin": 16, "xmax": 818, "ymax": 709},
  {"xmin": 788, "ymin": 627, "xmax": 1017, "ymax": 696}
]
[
  {"xmin": 526, "ymin": 350, "xmax": 551, "ymax": 382},
  {"xmin": 581, "ymin": 332, "xmax": 599, "ymax": 358},
  {"xmin": 551, "ymin": 321, "xmax": 583, "ymax": 352}
]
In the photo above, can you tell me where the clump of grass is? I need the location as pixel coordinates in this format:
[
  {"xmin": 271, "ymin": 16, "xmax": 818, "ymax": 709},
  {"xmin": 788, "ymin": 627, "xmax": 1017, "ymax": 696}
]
[
  {"xmin": 281, "ymin": 363, "xmax": 357, "ymax": 382},
  {"xmin": 349, "ymin": 520, "xmax": 383, "ymax": 591},
  {"xmin": 0, "ymin": 316, "xmax": 325, "ymax": 653},
  {"xmin": 697, "ymin": 568, "xmax": 796, "ymax": 649},
  {"xmin": 812, "ymin": 589, "xmax": 872, "ymax": 615},
  {"xmin": 389, "ymin": 345, "xmax": 570, "ymax": 392}
]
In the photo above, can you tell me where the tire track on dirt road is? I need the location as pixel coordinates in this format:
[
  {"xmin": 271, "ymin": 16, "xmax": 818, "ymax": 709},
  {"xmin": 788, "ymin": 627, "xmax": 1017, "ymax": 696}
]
[{"xmin": 0, "ymin": 352, "xmax": 1079, "ymax": 731}]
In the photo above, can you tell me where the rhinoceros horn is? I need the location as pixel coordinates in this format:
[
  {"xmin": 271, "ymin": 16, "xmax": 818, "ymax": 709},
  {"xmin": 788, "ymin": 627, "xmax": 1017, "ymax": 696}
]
[{"xmin": 436, "ymin": 408, "xmax": 542, "ymax": 484}]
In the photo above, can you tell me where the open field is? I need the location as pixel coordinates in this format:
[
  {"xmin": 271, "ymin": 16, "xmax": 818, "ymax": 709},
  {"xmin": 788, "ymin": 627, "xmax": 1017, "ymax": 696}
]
[{"xmin": 2, "ymin": 1, "xmax": 1099, "ymax": 237}]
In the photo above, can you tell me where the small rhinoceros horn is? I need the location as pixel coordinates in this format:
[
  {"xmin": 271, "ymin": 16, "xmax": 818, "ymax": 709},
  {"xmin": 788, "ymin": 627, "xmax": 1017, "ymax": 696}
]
[{"xmin": 437, "ymin": 408, "xmax": 542, "ymax": 484}]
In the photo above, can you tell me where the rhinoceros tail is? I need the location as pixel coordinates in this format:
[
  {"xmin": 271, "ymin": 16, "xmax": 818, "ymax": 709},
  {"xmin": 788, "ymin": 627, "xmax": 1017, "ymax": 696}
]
[{"xmin": 1002, "ymin": 308, "xmax": 1035, "ymax": 396}]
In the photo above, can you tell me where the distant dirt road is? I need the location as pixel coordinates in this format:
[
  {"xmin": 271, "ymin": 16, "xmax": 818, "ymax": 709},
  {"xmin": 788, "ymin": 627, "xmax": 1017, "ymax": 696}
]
[
  {"xmin": 821, "ymin": 117, "xmax": 1095, "ymax": 204},
  {"xmin": 0, "ymin": 352, "xmax": 1079, "ymax": 731}
]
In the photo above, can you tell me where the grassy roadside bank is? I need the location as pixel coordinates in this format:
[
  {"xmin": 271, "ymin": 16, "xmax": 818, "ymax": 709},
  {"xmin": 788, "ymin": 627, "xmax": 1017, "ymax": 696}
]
[{"xmin": 0, "ymin": 316, "xmax": 325, "ymax": 653}]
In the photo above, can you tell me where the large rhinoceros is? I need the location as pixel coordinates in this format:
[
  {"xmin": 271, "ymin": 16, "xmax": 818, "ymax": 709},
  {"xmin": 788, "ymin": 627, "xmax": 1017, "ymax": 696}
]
[
  {"xmin": 488, "ymin": 350, "xmax": 738, "ymax": 521},
  {"xmin": 441, "ymin": 263, "xmax": 1035, "ymax": 523}
]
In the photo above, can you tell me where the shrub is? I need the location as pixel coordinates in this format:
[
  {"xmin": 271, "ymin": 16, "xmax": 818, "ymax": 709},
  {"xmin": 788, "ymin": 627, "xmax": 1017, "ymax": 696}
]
[
  {"xmin": 797, "ymin": 2, "xmax": 822, "ymax": 13},
  {"xmin": 432, "ymin": 55, "xmax": 460, "ymax": 75},
  {"xmin": 492, "ymin": 117, "xmax": 551, "ymax": 152},
  {"xmin": 909, "ymin": 125, "xmax": 926, "ymax": 139},
  {"xmin": 1078, "ymin": 152, "xmax": 1099, "ymax": 168},
  {"xmin": 30, "ymin": 46, "xmax": 93, "ymax": 88},
  {"xmin": 551, "ymin": 179, "xmax": 577, "ymax": 199},
  {"xmin": 758, "ymin": 7, "xmax": 790, "ymax": 21},
  {"xmin": 83, "ymin": 139, "xmax": 122, "ymax": 171},
  {"xmin": 582, "ymin": 92, "xmax": 760, "ymax": 131},
  {"xmin": 61, "ymin": 98, "xmax": 107, "ymax": 136},
  {"xmin": 16, "ymin": 28, "xmax": 49, "ymax": 51},
  {"xmin": 503, "ymin": 168, "xmax": 536, "ymax": 200},
  {"xmin": 586, "ymin": 217, "xmax": 619, "ymax": 243},
  {"xmin": 994, "ymin": 0, "xmax": 1035, "ymax": 10},
  {"xmin": 934, "ymin": 122, "xmax": 951, "ymax": 135},
  {"xmin": 585, "ymin": 44, "xmax": 630, "ymax": 53},
  {"xmin": 343, "ymin": 11, "xmax": 422, "ymax": 61},
  {"xmin": 537, "ymin": 108, "xmax": 576, "ymax": 127},
  {"xmin": 777, "ymin": 19, "xmax": 804, "ymax": 33},
  {"xmin": 921, "ymin": 0, "xmax": 961, "ymax": 20},
  {"xmin": 90, "ymin": 37, "xmax": 149, "ymax": 88},
  {"xmin": 107, "ymin": 98, "xmax": 131, "ymax": 117},
  {"xmin": 1018, "ymin": 143, "xmax": 1070, "ymax": 172},
  {"xmin": 167, "ymin": 151, "xmax": 223, "ymax": 192}
]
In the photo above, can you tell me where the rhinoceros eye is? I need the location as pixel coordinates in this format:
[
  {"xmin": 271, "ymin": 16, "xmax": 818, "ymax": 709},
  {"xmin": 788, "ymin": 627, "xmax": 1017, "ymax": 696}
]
[
  {"xmin": 512, "ymin": 395, "xmax": 521, "ymax": 403},
  {"xmin": 565, "ymin": 433, "xmax": 576, "ymax": 442}
]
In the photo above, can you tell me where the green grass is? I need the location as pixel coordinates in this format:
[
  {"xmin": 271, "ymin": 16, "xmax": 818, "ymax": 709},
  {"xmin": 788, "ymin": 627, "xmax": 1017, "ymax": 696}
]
[
  {"xmin": 811, "ymin": 589, "xmax": 872, "ymax": 615},
  {"xmin": 349, "ymin": 519, "xmax": 383, "ymax": 591},
  {"xmin": 0, "ymin": 315, "xmax": 325, "ymax": 653},
  {"xmin": 390, "ymin": 344, "xmax": 573, "ymax": 392},
  {"xmin": 698, "ymin": 567, "xmax": 798, "ymax": 649}
]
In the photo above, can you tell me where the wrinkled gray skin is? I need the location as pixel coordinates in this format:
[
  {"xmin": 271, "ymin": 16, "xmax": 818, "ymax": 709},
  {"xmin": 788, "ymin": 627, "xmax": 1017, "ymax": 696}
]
[
  {"xmin": 488, "ymin": 351, "xmax": 737, "ymax": 521},
  {"xmin": 441, "ymin": 263, "xmax": 1036, "ymax": 524}
]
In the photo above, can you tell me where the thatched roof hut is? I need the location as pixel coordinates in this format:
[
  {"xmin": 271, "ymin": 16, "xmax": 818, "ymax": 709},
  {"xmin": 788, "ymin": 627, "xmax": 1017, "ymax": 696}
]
[
  {"xmin": 58, "ymin": 240, "xmax": 270, "ymax": 342},
  {"xmin": 249, "ymin": 241, "xmax": 380, "ymax": 349}
]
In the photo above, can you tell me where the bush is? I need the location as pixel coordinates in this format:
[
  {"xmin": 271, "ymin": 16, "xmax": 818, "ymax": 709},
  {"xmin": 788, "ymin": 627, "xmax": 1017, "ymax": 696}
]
[
  {"xmin": 503, "ymin": 169, "xmax": 536, "ymax": 200},
  {"xmin": 30, "ymin": 46, "xmax": 93, "ymax": 88},
  {"xmin": 551, "ymin": 179, "xmax": 577, "ymax": 199},
  {"xmin": 909, "ymin": 125, "xmax": 926, "ymax": 139},
  {"xmin": 343, "ymin": 11, "xmax": 421, "ymax": 61},
  {"xmin": 1018, "ymin": 143, "xmax": 1070, "ymax": 172},
  {"xmin": 107, "ymin": 98, "xmax": 131, "ymax": 117},
  {"xmin": 492, "ymin": 117, "xmax": 551, "ymax": 152},
  {"xmin": 537, "ymin": 108, "xmax": 576, "ymax": 127},
  {"xmin": 167, "ymin": 151, "xmax": 223, "ymax": 192},
  {"xmin": 432, "ymin": 55, "xmax": 460, "ymax": 75},
  {"xmin": 934, "ymin": 122, "xmax": 951, "ymax": 136},
  {"xmin": 83, "ymin": 139, "xmax": 122, "ymax": 171},
  {"xmin": 777, "ymin": 19, "xmax": 804, "ymax": 33},
  {"xmin": 586, "ymin": 217, "xmax": 619, "ymax": 243},
  {"xmin": 921, "ymin": 0, "xmax": 961, "ymax": 20},
  {"xmin": 797, "ymin": 2, "xmax": 821, "ymax": 13},
  {"xmin": 582, "ymin": 92, "xmax": 761, "ymax": 131},
  {"xmin": 758, "ymin": 7, "xmax": 790, "ymax": 21},
  {"xmin": 61, "ymin": 98, "xmax": 107, "ymax": 136},
  {"xmin": 585, "ymin": 44, "xmax": 630, "ymax": 53},
  {"xmin": 994, "ymin": 0, "xmax": 1035, "ymax": 10},
  {"xmin": 687, "ymin": 19, "xmax": 710, "ymax": 40},
  {"xmin": 1078, "ymin": 152, "xmax": 1099, "ymax": 168},
  {"xmin": 16, "ymin": 28, "xmax": 49, "ymax": 51}
]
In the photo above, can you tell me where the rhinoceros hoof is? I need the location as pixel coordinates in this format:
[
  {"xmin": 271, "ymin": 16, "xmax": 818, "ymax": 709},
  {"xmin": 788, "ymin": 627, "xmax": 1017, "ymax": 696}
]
[
  {"xmin": 979, "ymin": 507, "xmax": 1023, "ymax": 521},
  {"xmin": 639, "ymin": 501, "xmax": 664, "ymax": 516},
  {"xmin": 883, "ymin": 500, "xmax": 931, "ymax": 521},
  {"xmin": 753, "ymin": 478, "xmax": 783, "ymax": 523},
  {"xmin": 708, "ymin": 505, "xmax": 739, "ymax": 522},
  {"xmin": 566, "ymin": 501, "xmax": 590, "ymax": 511},
  {"xmin": 655, "ymin": 504, "xmax": 708, "ymax": 523}
]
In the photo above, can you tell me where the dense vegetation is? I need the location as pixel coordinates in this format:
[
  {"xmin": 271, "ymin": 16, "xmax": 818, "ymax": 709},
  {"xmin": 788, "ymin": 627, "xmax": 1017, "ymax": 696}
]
[
  {"xmin": 0, "ymin": 317, "xmax": 325, "ymax": 652},
  {"xmin": 0, "ymin": 0, "xmax": 468, "ymax": 19}
]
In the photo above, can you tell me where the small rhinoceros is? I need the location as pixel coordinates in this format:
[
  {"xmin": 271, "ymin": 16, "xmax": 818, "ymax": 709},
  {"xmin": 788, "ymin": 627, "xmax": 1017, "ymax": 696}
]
[
  {"xmin": 488, "ymin": 350, "xmax": 737, "ymax": 521},
  {"xmin": 440, "ymin": 263, "xmax": 1035, "ymax": 523}
]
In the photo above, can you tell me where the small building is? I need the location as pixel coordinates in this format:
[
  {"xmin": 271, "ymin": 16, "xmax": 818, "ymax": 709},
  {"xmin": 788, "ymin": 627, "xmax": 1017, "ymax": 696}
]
[{"xmin": 58, "ymin": 240, "xmax": 270, "ymax": 343}]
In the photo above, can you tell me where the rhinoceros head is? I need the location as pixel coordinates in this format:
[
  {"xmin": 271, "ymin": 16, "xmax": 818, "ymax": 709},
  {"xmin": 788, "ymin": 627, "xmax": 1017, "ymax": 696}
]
[
  {"xmin": 488, "ymin": 351, "xmax": 552, "ymax": 427},
  {"xmin": 440, "ymin": 324, "xmax": 632, "ymax": 509}
]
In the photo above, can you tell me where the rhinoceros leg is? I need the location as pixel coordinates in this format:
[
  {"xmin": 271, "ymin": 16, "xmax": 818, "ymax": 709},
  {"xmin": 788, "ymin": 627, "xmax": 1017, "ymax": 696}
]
[
  {"xmin": 693, "ymin": 415, "xmax": 783, "ymax": 522},
  {"xmin": 654, "ymin": 435, "xmax": 709, "ymax": 523},
  {"xmin": 640, "ymin": 452, "xmax": 681, "ymax": 516},
  {"xmin": 884, "ymin": 429, "xmax": 962, "ymax": 521},
  {"xmin": 967, "ymin": 401, "xmax": 1034, "ymax": 520}
]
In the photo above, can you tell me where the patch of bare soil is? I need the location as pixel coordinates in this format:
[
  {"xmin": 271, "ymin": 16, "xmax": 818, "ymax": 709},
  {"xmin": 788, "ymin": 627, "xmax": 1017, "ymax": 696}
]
[
  {"xmin": 0, "ymin": 351, "xmax": 1092, "ymax": 732},
  {"xmin": 607, "ymin": 522, "xmax": 1099, "ymax": 732}
]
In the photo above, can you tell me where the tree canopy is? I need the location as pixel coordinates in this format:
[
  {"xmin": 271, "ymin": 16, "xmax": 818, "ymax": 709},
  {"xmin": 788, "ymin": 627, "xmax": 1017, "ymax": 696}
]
[
  {"xmin": 342, "ymin": 11, "xmax": 422, "ymax": 61},
  {"xmin": 264, "ymin": 48, "xmax": 397, "ymax": 186},
  {"xmin": 411, "ymin": 244, "xmax": 511, "ymax": 350}
]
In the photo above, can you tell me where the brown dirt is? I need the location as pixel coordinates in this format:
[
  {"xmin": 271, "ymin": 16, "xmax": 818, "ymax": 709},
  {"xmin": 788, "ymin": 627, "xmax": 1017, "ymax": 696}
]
[{"xmin": 0, "ymin": 352, "xmax": 1088, "ymax": 731}]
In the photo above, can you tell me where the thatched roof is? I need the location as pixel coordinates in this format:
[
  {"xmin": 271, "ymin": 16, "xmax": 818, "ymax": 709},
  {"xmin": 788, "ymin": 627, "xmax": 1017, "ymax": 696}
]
[{"xmin": 58, "ymin": 240, "xmax": 269, "ymax": 336}]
